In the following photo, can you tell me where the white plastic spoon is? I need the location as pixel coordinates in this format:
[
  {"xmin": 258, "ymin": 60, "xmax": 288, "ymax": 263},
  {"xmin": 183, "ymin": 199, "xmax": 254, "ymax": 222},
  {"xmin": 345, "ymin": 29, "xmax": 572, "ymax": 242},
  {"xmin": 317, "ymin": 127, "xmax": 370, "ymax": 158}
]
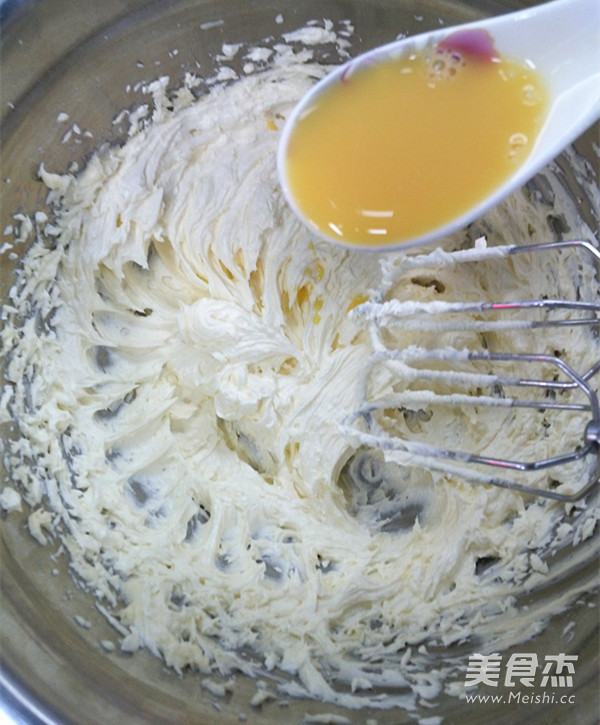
[{"xmin": 278, "ymin": 0, "xmax": 600, "ymax": 251}]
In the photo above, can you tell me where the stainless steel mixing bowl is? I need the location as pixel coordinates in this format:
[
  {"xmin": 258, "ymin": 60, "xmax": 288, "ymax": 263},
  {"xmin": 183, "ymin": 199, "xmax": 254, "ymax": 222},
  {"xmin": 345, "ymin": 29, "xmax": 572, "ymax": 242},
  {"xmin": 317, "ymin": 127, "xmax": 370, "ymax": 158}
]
[{"xmin": 1, "ymin": 0, "xmax": 598, "ymax": 723}]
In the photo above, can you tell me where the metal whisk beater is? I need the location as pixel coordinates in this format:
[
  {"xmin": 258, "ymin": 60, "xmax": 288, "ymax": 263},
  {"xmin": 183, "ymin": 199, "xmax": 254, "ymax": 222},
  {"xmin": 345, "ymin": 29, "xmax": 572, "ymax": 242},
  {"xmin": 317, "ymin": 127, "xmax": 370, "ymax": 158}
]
[{"xmin": 346, "ymin": 240, "xmax": 600, "ymax": 502}]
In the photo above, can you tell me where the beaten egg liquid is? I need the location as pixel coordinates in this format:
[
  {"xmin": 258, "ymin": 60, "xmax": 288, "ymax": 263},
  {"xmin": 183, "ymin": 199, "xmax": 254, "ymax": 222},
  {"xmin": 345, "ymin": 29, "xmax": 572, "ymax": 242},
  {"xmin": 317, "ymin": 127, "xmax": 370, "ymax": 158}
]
[{"xmin": 284, "ymin": 48, "xmax": 548, "ymax": 247}]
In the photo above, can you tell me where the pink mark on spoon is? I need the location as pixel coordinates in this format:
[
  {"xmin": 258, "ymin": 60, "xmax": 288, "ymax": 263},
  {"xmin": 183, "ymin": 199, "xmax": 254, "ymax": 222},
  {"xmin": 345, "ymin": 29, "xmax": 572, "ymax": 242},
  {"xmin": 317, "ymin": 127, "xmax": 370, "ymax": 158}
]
[{"xmin": 437, "ymin": 29, "xmax": 498, "ymax": 62}]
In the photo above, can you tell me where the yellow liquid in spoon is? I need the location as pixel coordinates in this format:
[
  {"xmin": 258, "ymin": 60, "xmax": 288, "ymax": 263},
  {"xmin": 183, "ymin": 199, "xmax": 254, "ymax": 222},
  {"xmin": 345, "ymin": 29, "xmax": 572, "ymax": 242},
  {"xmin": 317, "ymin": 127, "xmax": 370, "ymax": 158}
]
[{"xmin": 284, "ymin": 39, "xmax": 549, "ymax": 247}]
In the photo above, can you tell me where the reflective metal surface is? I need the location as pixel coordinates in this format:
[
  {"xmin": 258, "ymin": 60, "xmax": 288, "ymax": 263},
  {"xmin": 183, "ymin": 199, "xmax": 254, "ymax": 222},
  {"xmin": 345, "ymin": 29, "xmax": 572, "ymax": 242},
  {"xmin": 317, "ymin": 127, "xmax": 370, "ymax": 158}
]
[{"xmin": 1, "ymin": 1, "xmax": 598, "ymax": 723}]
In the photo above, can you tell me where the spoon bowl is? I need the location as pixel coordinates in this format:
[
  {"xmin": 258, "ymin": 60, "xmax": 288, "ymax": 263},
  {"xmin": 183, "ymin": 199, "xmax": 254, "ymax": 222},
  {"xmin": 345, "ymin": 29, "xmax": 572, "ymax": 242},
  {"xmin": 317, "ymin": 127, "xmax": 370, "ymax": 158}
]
[{"xmin": 278, "ymin": 0, "xmax": 600, "ymax": 251}]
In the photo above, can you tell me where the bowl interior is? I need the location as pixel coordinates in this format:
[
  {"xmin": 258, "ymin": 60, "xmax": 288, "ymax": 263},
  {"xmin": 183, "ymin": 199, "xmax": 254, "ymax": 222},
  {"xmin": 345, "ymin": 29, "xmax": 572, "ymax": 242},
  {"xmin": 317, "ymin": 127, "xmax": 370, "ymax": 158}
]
[{"xmin": 1, "ymin": 1, "xmax": 598, "ymax": 723}]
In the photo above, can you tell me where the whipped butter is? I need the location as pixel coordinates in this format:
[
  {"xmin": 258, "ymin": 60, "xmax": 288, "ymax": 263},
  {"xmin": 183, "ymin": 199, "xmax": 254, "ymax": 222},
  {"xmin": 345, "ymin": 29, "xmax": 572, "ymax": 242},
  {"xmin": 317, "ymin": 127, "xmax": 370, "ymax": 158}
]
[{"xmin": 1, "ymin": 19, "xmax": 599, "ymax": 714}]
